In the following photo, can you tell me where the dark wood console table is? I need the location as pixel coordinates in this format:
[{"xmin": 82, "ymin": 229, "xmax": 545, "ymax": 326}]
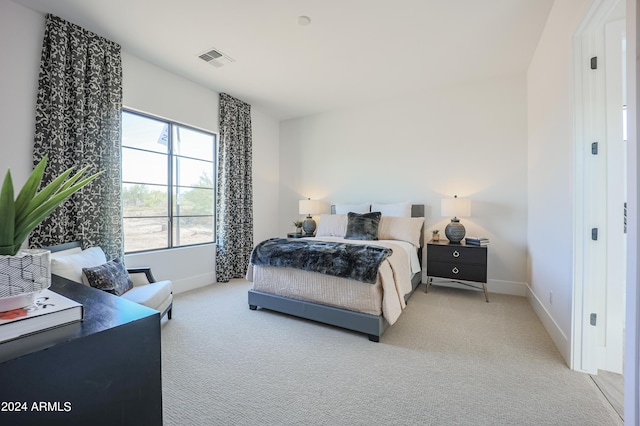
[{"xmin": 0, "ymin": 275, "xmax": 162, "ymax": 425}]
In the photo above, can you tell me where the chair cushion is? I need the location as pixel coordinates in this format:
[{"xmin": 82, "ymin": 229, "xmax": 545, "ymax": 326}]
[
  {"xmin": 154, "ymin": 293, "xmax": 173, "ymax": 318},
  {"xmin": 51, "ymin": 247, "xmax": 107, "ymax": 283},
  {"xmin": 82, "ymin": 258, "xmax": 134, "ymax": 296},
  {"xmin": 121, "ymin": 280, "xmax": 173, "ymax": 311}
]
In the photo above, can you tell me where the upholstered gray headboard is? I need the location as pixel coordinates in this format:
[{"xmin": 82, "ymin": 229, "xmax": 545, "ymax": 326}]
[
  {"xmin": 329, "ymin": 204, "xmax": 425, "ymax": 248},
  {"xmin": 330, "ymin": 204, "xmax": 425, "ymax": 217}
]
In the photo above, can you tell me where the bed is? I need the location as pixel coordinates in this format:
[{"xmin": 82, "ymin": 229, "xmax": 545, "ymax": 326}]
[{"xmin": 247, "ymin": 204, "xmax": 424, "ymax": 341}]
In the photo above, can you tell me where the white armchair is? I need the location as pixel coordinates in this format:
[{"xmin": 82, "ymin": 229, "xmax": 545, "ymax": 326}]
[
  {"xmin": 123, "ymin": 267, "xmax": 173, "ymax": 320},
  {"xmin": 48, "ymin": 242, "xmax": 173, "ymax": 320}
]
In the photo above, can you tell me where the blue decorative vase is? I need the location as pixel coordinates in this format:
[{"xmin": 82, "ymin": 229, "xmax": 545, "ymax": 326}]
[
  {"xmin": 444, "ymin": 218, "xmax": 466, "ymax": 243},
  {"xmin": 302, "ymin": 217, "xmax": 316, "ymax": 236}
]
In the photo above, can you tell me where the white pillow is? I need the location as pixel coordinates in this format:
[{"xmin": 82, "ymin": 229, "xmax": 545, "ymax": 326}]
[
  {"xmin": 51, "ymin": 247, "xmax": 107, "ymax": 284},
  {"xmin": 315, "ymin": 214, "xmax": 348, "ymax": 237},
  {"xmin": 334, "ymin": 203, "xmax": 370, "ymax": 214},
  {"xmin": 50, "ymin": 246, "xmax": 82, "ymax": 259},
  {"xmin": 378, "ymin": 216, "xmax": 425, "ymax": 248},
  {"xmin": 371, "ymin": 202, "xmax": 412, "ymax": 217}
]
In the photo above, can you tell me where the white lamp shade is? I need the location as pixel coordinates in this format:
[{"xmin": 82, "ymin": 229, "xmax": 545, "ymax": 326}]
[
  {"xmin": 299, "ymin": 199, "xmax": 321, "ymax": 215},
  {"xmin": 441, "ymin": 197, "xmax": 471, "ymax": 218}
]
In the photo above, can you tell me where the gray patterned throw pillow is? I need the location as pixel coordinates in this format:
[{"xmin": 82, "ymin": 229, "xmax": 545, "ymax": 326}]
[
  {"xmin": 345, "ymin": 211, "xmax": 382, "ymax": 240},
  {"xmin": 82, "ymin": 258, "xmax": 133, "ymax": 296}
]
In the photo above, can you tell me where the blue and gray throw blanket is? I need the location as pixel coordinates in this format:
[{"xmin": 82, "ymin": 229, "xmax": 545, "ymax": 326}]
[{"xmin": 249, "ymin": 238, "xmax": 393, "ymax": 284}]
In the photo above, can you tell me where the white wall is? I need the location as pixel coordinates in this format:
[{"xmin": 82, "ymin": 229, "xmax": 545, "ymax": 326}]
[
  {"xmin": 0, "ymin": 3, "xmax": 281, "ymax": 294},
  {"xmin": 0, "ymin": 1, "xmax": 43, "ymax": 188},
  {"xmin": 122, "ymin": 52, "xmax": 219, "ymax": 133},
  {"xmin": 526, "ymin": 0, "xmax": 592, "ymax": 365},
  {"xmin": 280, "ymin": 73, "xmax": 529, "ymax": 295},
  {"xmin": 252, "ymin": 109, "xmax": 280, "ymax": 245}
]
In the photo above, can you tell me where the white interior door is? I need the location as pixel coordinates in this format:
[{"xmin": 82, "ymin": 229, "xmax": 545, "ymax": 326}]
[
  {"xmin": 572, "ymin": 0, "xmax": 626, "ymax": 376},
  {"xmin": 598, "ymin": 18, "xmax": 626, "ymax": 374}
]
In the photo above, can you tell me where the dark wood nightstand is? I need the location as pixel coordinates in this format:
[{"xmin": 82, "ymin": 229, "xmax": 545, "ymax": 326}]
[
  {"xmin": 287, "ymin": 233, "xmax": 313, "ymax": 238},
  {"xmin": 426, "ymin": 239, "xmax": 489, "ymax": 302}
]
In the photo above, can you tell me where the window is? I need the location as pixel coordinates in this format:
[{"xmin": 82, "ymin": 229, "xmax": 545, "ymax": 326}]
[{"xmin": 121, "ymin": 110, "xmax": 216, "ymax": 253}]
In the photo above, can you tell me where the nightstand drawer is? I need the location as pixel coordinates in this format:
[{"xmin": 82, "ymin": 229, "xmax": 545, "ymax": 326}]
[
  {"xmin": 427, "ymin": 245, "xmax": 486, "ymax": 264},
  {"xmin": 427, "ymin": 261, "xmax": 487, "ymax": 283}
]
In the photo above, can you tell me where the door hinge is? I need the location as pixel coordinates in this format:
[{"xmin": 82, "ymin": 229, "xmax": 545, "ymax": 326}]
[
  {"xmin": 591, "ymin": 142, "xmax": 598, "ymax": 155},
  {"xmin": 590, "ymin": 313, "xmax": 597, "ymax": 326},
  {"xmin": 590, "ymin": 56, "xmax": 598, "ymax": 69},
  {"xmin": 624, "ymin": 202, "xmax": 627, "ymax": 233},
  {"xmin": 591, "ymin": 228, "xmax": 598, "ymax": 240}
]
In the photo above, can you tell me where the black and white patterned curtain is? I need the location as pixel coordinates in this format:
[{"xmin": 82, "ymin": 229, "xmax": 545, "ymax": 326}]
[
  {"xmin": 30, "ymin": 14, "xmax": 123, "ymax": 259},
  {"xmin": 216, "ymin": 93, "xmax": 253, "ymax": 282}
]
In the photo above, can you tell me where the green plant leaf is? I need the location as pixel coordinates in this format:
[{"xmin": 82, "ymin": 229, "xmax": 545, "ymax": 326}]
[
  {"xmin": 14, "ymin": 156, "xmax": 47, "ymax": 222},
  {"xmin": 52, "ymin": 166, "xmax": 91, "ymax": 195},
  {"xmin": 1, "ymin": 156, "xmax": 102, "ymax": 256},
  {"xmin": 16, "ymin": 168, "xmax": 76, "ymax": 226},
  {"xmin": 0, "ymin": 170, "xmax": 16, "ymax": 248},
  {"xmin": 13, "ymin": 171, "xmax": 102, "ymax": 246}
]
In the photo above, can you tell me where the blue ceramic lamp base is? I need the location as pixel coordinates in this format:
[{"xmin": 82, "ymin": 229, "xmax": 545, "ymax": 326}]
[
  {"xmin": 445, "ymin": 218, "xmax": 466, "ymax": 243},
  {"xmin": 302, "ymin": 216, "xmax": 316, "ymax": 236}
]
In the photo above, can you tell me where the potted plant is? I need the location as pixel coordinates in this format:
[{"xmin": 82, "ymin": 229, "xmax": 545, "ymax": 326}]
[
  {"xmin": 293, "ymin": 220, "xmax": 304, "ymax": 234},
  {"xmin": 0, "ymin": 156, "xmax": 101, "ymax": 311},
  {"xmin": 432, "ymin": 229, "xmax": 440, "ymax": 242}
]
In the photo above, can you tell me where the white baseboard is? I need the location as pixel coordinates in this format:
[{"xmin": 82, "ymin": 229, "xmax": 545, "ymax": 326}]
[
  {"xmin": 172, "ymin": 272, "xmax": 216, "ymax": 295},
  {"xmin": 488, "ymin": 279, "xmax": 528, "ymax": 296},
  {"xmin": 527, "ymin": 285, "xmax": 571, "ymax": 366},
  {"xmin": 429, "ymin": 278, "xmax": 528, "ymax": 297}
]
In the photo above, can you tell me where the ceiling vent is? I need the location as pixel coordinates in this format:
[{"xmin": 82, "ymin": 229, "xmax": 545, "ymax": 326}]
[{"xmin": 198, "ymin": 47, "xmax": 235, "ymax": 68}]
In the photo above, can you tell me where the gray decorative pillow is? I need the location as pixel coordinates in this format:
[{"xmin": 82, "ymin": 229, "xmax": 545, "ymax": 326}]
[
  {"xmin": 82, "ymin": 258, "xmax": 133, "ymax": 296},
  {"xmin": 345, "ymin": 211, "xmax": 382, "ymax": 240}
]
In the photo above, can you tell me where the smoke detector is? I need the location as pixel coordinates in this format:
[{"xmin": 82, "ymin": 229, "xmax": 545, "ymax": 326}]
[{"xmin": 198, "ymin": 47, "xmax": 235, "ymax": 68}]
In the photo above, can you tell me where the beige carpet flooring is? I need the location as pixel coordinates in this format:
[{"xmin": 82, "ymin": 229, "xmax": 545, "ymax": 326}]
[{"xmin": 160, "ymin": 280, "xmax": 622, "ymax": 426}]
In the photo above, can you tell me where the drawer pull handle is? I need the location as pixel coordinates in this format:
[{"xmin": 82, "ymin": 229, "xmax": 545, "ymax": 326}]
[
  {"xmin": 452, "ymin": 267, "xmax": 459, "ymax": 274},
  {"xmin": 452, "ymin": 250, "xmax": 460, "ymax": 258}
]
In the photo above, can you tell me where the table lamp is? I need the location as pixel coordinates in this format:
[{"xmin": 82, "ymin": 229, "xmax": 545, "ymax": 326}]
[
  {"xmin": 299, "ymin": 198, "xmax": 321, "ymax": 236},
  {"xmin": 441, "ymin": 195, "xmax": 471, "ymax": 244}
]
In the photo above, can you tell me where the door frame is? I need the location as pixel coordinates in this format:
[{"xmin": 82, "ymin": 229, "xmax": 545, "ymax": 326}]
[
  {"xmin": 601, "ymin": 18, "xmax": 626, "ymax": 374},
  {"xmin": 573, "ymin": 0, "xmax": 639, "ymax": 422},
  {"xmin": 571, "ymin": 0, "xmax": 619, "ymax": 375},
  {"xmin": 624, "ymin": 0, "xmax": 639, "ymax": 422}
]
